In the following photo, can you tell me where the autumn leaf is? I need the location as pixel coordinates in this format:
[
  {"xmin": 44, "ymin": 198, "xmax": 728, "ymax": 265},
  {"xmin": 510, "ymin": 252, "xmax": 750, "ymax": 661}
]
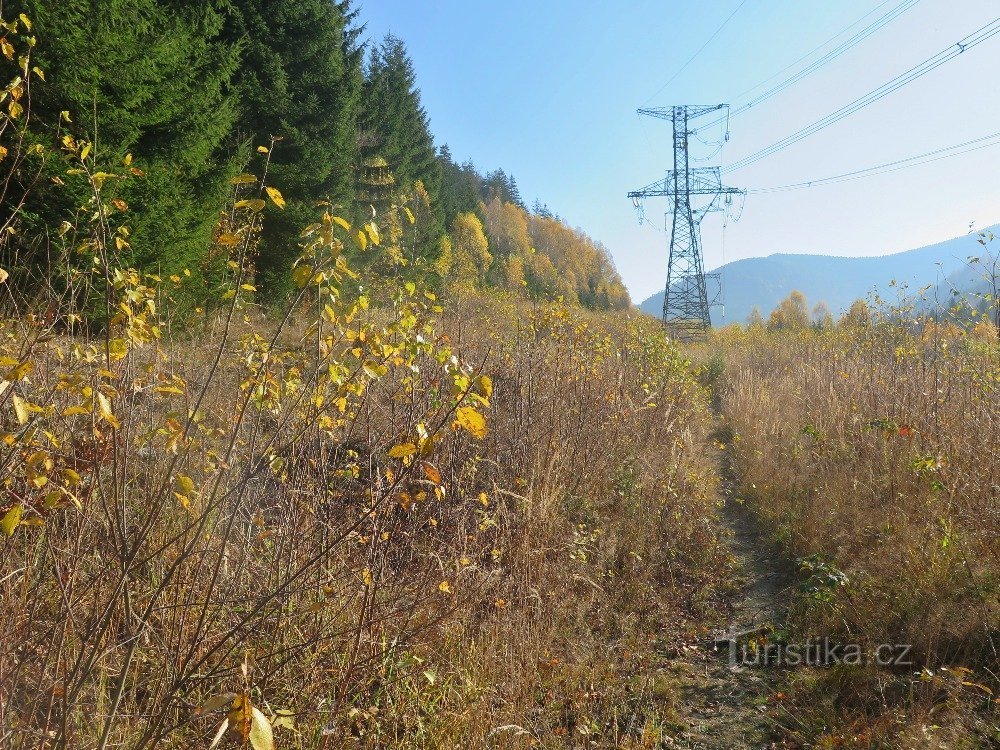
[
  {"xmin": 454, "ymin": 406, "xmax": 487, "ymax": 439},
  {"xmin": 438, "ymin": 580, "xmax": 452, "ymax": 594},
  {"xmin": 388, "ymin": 442, "xmax": 417, "ymax": 459},
  {"xmin": 249, "ymin": 706, "xmax": 274, "ymax": 750},
  {"xmin": 1, "ymin": 503, "xmax": 23, "ymax": 537},
  {"xmin": 96, "ymin": 392, "xmax": 120, "ymax": 429},
  {"xmin": 234, "ymin": 198, "xmax": 266, "ymax": 212},
  {"xmin": 421, "ymin": 461, "xmax": 442, "ymax": 485},
  {"xmin": 265, "ymin": 186, "xmax": 285, "ymax": 209},
  {"xmin": 12, "ymin": 393, "xmax": 29, "ymax": 425},
  {"xmin": 292, "ymin": 265, "xmax": 313, "ymax": 289}
]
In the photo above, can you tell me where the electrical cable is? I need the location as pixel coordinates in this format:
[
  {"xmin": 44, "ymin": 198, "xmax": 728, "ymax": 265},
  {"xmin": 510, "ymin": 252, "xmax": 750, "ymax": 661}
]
[
  {"xmin": 745, "ymin": 130, "xmax": 1000, "ymax": 193},
  {"xmin": 642, "ymin": 0, "xmax": 751, "ymax": 105},
  {"xmin": 723, "ymin": 17, "xmax": 1000, "ymax": 174},
  {"xmin": 696, "ymin": 0, "xmax": 921, "ymax": 132}
]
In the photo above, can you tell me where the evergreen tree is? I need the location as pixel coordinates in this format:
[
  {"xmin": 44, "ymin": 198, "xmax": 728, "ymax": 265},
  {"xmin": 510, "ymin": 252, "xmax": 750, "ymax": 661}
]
[
  {"xmin": 482, "ymin": 168, "xmax": 523, "ymax": 208},
  {"xmin": 9, "ymin": 0, "xmax": 239, "ymax": 280},
  {"xmin": 224, "ymin": 0, "xmax": 362, "ymax": 296},
  {"xmin": 358, "ymin": 34, "xmax": 440, "ymax": 202},
  {"xmin": 436, "ymin": 145, "xmax": 482, "ymax": 225}
]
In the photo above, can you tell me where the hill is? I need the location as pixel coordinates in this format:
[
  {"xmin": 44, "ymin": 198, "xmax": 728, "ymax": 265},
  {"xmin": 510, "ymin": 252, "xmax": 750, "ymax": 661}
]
[{"xmin": 638, "ymin": 228, "xmax": 997, "ymax": 324}]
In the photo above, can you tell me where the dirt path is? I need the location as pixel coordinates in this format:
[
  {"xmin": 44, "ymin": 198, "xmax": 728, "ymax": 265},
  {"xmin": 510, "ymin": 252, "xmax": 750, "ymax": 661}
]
[{"xmin": 659, "ymin": 420, "xmax": 791, "ymax": 749}]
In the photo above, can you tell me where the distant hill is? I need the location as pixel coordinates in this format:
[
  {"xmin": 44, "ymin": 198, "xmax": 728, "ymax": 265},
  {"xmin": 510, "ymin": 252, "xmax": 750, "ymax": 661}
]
[{"xmin": 638, "ymin": 228, "xmax": 998, "ymax": 324}]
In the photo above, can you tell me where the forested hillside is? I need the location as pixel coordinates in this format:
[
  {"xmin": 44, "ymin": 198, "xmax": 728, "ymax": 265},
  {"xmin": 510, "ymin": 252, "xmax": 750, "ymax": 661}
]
[{"xmin": 0, "ymin": 1, "xmax": 628, "ymax": 309}]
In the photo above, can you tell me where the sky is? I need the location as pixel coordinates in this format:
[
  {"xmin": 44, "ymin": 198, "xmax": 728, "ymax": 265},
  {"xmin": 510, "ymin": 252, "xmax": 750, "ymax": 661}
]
[{"xmin": 357, "ymin": 1, "xmax": 1000, "ymax": 303}]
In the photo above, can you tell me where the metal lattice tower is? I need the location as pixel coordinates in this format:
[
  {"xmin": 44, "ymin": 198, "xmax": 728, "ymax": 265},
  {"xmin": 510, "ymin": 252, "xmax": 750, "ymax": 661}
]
[{"xmin": 628, "ymin": 105, "xmax": 744, "ymax": 341}]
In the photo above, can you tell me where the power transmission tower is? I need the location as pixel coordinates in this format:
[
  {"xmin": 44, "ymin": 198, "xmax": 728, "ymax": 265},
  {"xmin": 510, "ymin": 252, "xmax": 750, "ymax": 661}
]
[{"xmin": 629, "ymin": 105, "xmax": 744, "ymax": 341}]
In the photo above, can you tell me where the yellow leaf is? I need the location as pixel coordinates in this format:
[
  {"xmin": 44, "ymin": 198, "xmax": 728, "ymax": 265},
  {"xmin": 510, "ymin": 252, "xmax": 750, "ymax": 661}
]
[
  {"xmin": 108, "ymin": 338, "xmax": 128, "ymax": 361},
  {"xmin": 265, "ymin": 186, "xmax": 285, "ymax": 209},
  {"xmin": 257, "ymin": 145, "xmax": 270, "ymax": 154},
  {"xmin": 62, "ymin": 405, "xmax": 89, "ymax": 417},
  {"xmin": 1, "ymin": 503, "xmax": 23, "ymax": 536},
  {"xmin": 478, "ymin": 375, "xmax": 493, "ymax": 400},
  {"xmin": 96, "ymin": 392, "xmax": 120, "ymax": 429},
  {"xmin": 175, "ymin": 475, "xmax": 195, "ymax": 496},
  {"xmin": 234, "ymin": 198, "xmax": 266, "ymax": 212},
  {"xmin": 454, "ymin": 406, "xmax": 487, "ymax": 439},
  {"xmin": 388, "ymin": 442, "xmax": 417, "ymax": 459},
  {"xmin": 438, "ymin": 580, "xmax": 452, "ymax": 594},
  {"xmin": 332, "ymin": 215, "xmax": 351, "ymax": 231},
  {"xmin": 230, "ymin": 173, "xmax": 258, "ymax": 185},
  {"xmin": 62, "ymin": 468, "xmax": 82, "ymax": 486},
  {"xmin": 249, "ymin": 706, "xmax": 274, "ymax": 750},
  {"xmin": 366, "ymin": 222, "xmax": 381, "ymax": 246},
  {"xmin": 0, "ymin": 268, "xmax": 8, "ymax": 284},
  {"xmin": 12, "ymin": 393, "xmax": 28, "ymax": 424},
  {"xmin": 404, "ymin": 206, "xmax": 415, "ymax": 224},
  {"xmin": 19, "ymin": 13, "xmax": 32, "ymax": 30},
  {"xmin": 217, "ymin": 232, "xmax": 241, "ymax": 246},
  {"xmin": 292, "ymin": 265, "xmax": 313, "ymax": 289},
  {"xmin": 355, "ymin": 229, "xmax": 367, "ymax": 251}
]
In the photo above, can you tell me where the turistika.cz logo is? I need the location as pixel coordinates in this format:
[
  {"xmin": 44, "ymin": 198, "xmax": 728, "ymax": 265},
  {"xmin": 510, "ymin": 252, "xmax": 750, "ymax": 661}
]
[{"xmin": 726, "ymin": 637, "xmax": 913, "ymax": 668}]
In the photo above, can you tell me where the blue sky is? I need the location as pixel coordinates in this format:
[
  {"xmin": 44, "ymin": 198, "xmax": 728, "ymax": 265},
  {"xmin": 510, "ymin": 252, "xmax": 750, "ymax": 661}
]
[{"xmin": 357, "ymin": 1, "xmax": 1000, "ymax": 302}]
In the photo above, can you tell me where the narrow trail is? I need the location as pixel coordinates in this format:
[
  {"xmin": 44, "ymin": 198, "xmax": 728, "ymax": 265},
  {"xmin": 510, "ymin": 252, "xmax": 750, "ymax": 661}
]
[{"xmin": 661, "ymin": 413, "xmax": 792, "ymax": 749}]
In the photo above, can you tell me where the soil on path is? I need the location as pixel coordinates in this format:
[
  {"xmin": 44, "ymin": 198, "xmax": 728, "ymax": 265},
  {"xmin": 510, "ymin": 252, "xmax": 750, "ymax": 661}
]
[{"xmin": 659, "ymin": 421, "xmax": 792, "ymax": 749}]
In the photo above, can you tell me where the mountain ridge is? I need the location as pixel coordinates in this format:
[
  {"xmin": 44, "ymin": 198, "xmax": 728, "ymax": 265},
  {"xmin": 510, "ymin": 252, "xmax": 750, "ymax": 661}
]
[{"xmin": 638, "ymin": 226, "xmax": 998, "ymax": 324}]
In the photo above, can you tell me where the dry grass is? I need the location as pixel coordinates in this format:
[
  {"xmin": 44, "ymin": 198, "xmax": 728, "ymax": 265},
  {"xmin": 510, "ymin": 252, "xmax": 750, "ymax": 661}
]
[
  {"xmin": 714, "ymin": 319, "xmax": 999, "ymax": 747},
  {"xmin": 0, "ymin": 277, "xmax": 725, "ymax": 748}
]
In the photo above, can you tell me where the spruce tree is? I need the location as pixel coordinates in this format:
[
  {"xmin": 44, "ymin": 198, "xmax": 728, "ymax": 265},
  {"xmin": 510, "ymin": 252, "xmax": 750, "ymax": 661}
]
[
  {"xmin": 358, "ymin": 35, "xmax": 440, "ymax": 203},
  {"xmin": 9, "ymin": 0, "xmax": 239, "ymax": 281},
  {"xmin": 224, "ymin": 0, "xmax": 362, "ymax": 296}
]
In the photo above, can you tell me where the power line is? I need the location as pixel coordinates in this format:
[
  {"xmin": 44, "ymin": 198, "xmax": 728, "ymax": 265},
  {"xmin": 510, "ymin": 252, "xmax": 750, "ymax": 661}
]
[
  {"xmin": 745, "ymin": 131, "xmax": 1000, "ymax": 193},
  {"xmin": 642, "ymin": 0, "xmax": 751, "ymax": 105},
  {"xmin": 723, "ymin": 17, "xmax": 1000, "ymax": 174},
  {"xmin": 698, "ymin": 0, "xmax": 921, "ymax": 131},
  {"xmin": 728, "ymin": 0, "xmax": 899, "ymax": 102}
]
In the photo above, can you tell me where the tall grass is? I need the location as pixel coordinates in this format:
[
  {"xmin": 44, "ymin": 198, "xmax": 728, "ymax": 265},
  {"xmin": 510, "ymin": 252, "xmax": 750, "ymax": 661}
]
[{"xmin": 716, "ymin": 319, "xmax": 999, "ymax": 746}]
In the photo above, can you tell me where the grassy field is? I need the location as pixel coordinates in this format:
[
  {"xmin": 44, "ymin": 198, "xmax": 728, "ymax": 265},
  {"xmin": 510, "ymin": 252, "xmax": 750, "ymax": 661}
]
[
  {"xmin": 713, "ymin": 319, "xmax": 999, "ymax": 747},
  {"xmin": 0, "ymin": 261, "xmax": 731, "ymax": 748}
]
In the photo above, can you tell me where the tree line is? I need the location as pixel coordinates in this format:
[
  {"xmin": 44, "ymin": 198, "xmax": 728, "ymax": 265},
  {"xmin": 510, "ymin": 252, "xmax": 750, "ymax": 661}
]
[{"xmin": 1, "ymin": 1, "xmax": 628, "ymax": 310}]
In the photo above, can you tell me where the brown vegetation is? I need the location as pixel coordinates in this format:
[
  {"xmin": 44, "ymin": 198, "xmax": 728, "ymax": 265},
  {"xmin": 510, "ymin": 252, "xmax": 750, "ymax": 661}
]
[{"xmin": 714, "ymin": 315, "xmax": 999, "ymax": 746}]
